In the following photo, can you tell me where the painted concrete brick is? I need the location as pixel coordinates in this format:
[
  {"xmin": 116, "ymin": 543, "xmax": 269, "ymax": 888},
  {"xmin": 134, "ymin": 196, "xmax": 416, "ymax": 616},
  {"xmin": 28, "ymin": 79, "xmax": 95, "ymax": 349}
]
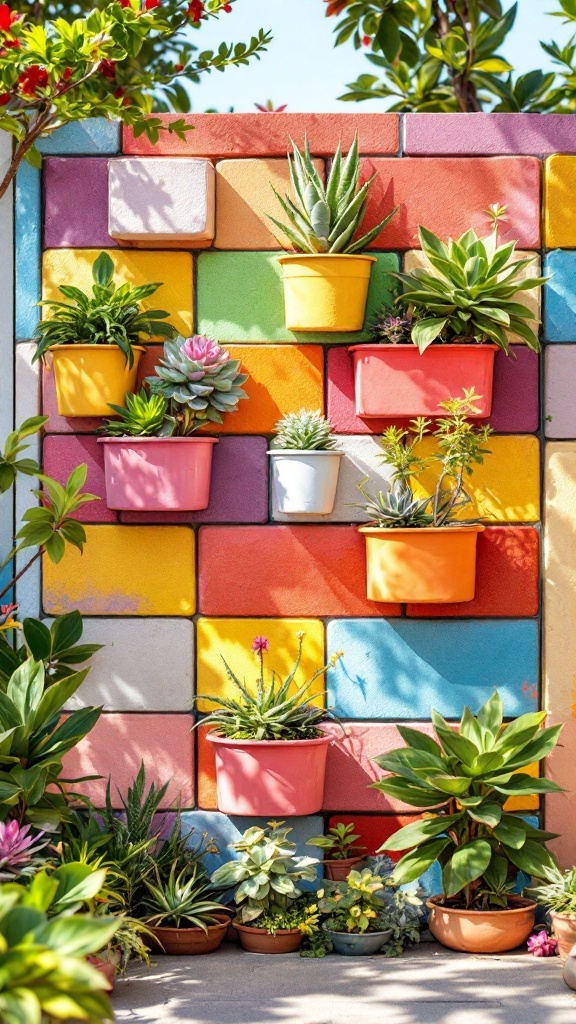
[
  {"xmin": 196, "ymin": 618, "xmax": 325, "ymax": 712},
  {"xmin": 404, "ymin": 113, "xmax": 576, "ymax": 156},
  {"xmin": 326, "ymin": 619, "xmax": 539, "ymax": 721},
  {"xmin": 271, "ymin": 436, "xmax": 394, "ymax": 523},
  {"xmin": 15, "ymin": 163, "xmax": 41, "ymax": 340},
  {"xmin": 122, "ymin": 113, "xmax": 399, "ymax": 158},
  {"xmin": 196, "ymin": 251, "xmax": 398, "ymax": 344},
  {"xmin": 360, "ymin": 157, "xmax": 541, "ymax": 250},
  {"xmin": 44, "ymin": 158, "xmax": 117, "ymax": 249},
  {"xmin": 407, "ymin": 526, "xmax": 539, "ymax": 619},
  {"xmin": 63, "ymin": 618, "xmax": 194, "ymax": 712},
  {"xmin": 198, "ymin": 526, "xmax": 401, "ymax": 617},
  {"xmin": 42, "ymin": 249, "xmax": 193, "ymax": 338},
  {"xmin": 214, "ymin": 158, "xmax": 324, "ymax": 250},
  {"xmin": 327, "ymin": 345, "xmax": 540, "ymax": 435},
  {"xmin": 109, "ymin": 157, "xmax": 216, "ymax": 246},
  {"xmin": 545, "ymin": 346, "xmax": 576, "ymax": 439},
  {"xmin": 327, "ymin": 814, "xmax": 421, "ymax": 860},
  {"xmin": 197, "ymin": 722, "xmax": 219, "ymax": 809},
  {"xmin": 14, "ymin": 343, "xmax": 41, "ymax": 619},
  {"xmin": 43, "ymin": 525, "xmax": 195, "ymax": 616},
  {"xmin": 62, "ymin": 713, "xmax": 194, "ymax": 808},
  {"xmin": 545, "ymin": 156, "xmax": 576, "ymax": 248},
  {"xmin": 38, "ymin": 118, "xmax": 121, "ymax": 154},
  {"xmin": 547, "ymin": 720, "xmax": 576, "ymax": 869},
  {"xmin": 0, "ymin": 133, "xmax": 13, "ymax": 606},
  {"xmin": 43, "ymin": 435, "xmax": 117, "ymax": 523},
  {"xmin": 544, "ymin": 251, "xmax": 576, "ymax": 342}
]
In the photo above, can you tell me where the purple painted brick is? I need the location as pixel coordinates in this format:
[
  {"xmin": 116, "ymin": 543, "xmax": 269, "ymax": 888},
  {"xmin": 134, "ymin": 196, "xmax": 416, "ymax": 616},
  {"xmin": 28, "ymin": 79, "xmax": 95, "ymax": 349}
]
[
  {"xmin": 43, "ymin": 158, "xmax": 117, "ymax": 249},
  {"xmin": 545, "ymin": 345, "xmax": 576, "ymax": 439},
  {"xmin": 404, "ymin": 113, "xmax": 576, "ymax": 156}
]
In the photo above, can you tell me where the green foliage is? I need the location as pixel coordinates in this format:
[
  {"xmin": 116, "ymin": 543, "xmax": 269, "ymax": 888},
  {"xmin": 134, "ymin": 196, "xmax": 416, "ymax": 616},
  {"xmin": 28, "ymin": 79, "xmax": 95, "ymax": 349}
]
[
  {"xmin": 273, "ymin": 409, "xmax": 337, "ymax": 451},
  {"xmin": 102, "ymin": 389, "xmax": 170, "ymax": 438},
  {"xmin": 530, "ymin": 866, "xmax": 576, "ymax": 917},
  {"xmin": 7, "ymin": 463, "xmax": 97, "ymax": 570},
  {"xmin": 0, "ymin": 611, "xmax": 102, "ymax": 688},
  {"xmin": 34, "ymin": 252, "xmax": 177, "ymax": 368},
  {"xmin": 0, "ymin": 416, "xmax": 45, "ymax": 496},
  {"xmin": 307, "ymin": 822, "xmax": 366, "ymax": 860},
  {"xmin": 268, "ymin": 134, "xmax": 396, "ymax": 254},
  {"xmin": 376, "ymin": 691, "xmax": 563, "ymax": 909},
  {"xmin": 318, "ymin": 868, "xmax": 393, "ymax": 933},
  {"xmin": 369, "ymin": 304, "xmax": 415, "ymax": 344},
  {"xmin": 142, "ymin": 862, "xmax": 225, "ymax": 930}
]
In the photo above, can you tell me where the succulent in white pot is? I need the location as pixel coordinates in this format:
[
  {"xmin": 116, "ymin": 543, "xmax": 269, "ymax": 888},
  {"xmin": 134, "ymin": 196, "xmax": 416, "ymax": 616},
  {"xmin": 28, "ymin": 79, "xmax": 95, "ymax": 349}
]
[{"xmin": 269, "ymin": 409, "xmax": 343, "ymax": 515}]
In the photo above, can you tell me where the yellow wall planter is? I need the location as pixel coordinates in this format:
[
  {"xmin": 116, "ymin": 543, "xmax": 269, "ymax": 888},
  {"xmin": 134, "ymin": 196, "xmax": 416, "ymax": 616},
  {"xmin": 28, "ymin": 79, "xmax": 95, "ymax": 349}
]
[
  {"xmin": 50, "ymin": 344, "xmax": 144, "ymax": 418},
  {"xmin": 278, "ymin": 253, "xmax": 376, "ymax": 332}
]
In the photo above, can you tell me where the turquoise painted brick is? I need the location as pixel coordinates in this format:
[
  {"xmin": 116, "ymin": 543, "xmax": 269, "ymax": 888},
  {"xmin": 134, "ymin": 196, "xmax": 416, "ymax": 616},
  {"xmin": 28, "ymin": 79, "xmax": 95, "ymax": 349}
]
[
  {"xmin": 327, "ymin": 619, "xmax": 539, "ymax": 720},
  {"xmin": 15, "ymin": 163, "xmax": 41, "ymax": 341},
  {"xmin": 544, "ymin": 251, "xmax": 576, "ymax": 341},
  {"xmin": 37, "ymin": 118, "xmax": 121, "ymax": 155}
]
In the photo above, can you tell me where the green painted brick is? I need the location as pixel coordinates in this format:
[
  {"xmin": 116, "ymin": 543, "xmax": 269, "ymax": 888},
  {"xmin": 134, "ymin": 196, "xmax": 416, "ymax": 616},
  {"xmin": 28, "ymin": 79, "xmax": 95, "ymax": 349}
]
[{"xmin": 197, "ymin": 250, "xmax": 399, "ymax": 343}]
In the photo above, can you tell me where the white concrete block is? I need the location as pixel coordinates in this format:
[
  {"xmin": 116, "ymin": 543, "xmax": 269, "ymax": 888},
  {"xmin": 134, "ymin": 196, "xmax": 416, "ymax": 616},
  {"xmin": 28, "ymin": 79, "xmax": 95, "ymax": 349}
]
[{"xmin": 108, "ymin": 157, "xmax": 215, "ymax": 245}]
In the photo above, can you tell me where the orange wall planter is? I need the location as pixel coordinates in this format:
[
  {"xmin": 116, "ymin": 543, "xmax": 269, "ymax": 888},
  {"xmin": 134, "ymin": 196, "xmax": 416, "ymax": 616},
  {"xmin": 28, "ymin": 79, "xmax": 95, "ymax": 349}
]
[
  {"xmin": 51, "ymin": 344, "xmax": 144, "ymax": 418},
  {"xmin": 358, "ymin": 525, "xmax": 484, "ymax": 603},
  {"xmin": 279, "ymin": 254, "xmax": 375, "ymax": 332},
  {"xmin": 350, "ymin": 343, "xmax": 499, "ymax": 418}
]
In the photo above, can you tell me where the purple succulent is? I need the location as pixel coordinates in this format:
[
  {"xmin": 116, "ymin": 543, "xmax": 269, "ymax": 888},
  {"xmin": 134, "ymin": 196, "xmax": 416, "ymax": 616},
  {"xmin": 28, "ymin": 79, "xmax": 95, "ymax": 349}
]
[
  {"xmin": 527, "ymin": 929, "xmax": 558, "ymax": 957},
  {"xmin": 0, "ymin": 820, "xmax": 48, "ymax": 873}
]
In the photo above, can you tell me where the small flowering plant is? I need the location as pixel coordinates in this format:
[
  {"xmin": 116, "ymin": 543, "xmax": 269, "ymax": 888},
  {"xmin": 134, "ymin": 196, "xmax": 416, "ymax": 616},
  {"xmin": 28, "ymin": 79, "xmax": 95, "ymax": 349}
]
[
  {"xmin": 527, "ymin": 930, "xmax": 558, "ymax": 957},
  {"xmin": 0, "ymin": 821, "xmax": 49, "ymax": 880}
]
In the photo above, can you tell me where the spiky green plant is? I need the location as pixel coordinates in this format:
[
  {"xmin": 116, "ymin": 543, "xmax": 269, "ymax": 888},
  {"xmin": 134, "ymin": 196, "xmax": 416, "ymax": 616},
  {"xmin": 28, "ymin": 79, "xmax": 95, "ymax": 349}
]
[
  {"xmin": 268, "ymin": 135, "xmax": 397, "ymax": 254},
  {"xmin": 273, "ymin": 409, "xmax": 337, "ymax": 451},
  {"xmin": 530, "ymin": 867, "xmax": 576, "ymax": 917},
  {"xmin": 142, "ymin": 862, "xmax": 225, "ymax": 931},
  {"xmin": 101, "ymin": 389, "xmax": 169, "ymax": 438}
]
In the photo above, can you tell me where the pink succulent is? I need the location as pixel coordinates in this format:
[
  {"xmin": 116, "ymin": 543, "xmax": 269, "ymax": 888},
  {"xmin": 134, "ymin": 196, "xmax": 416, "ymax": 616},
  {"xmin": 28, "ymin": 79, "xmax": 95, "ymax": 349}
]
[
  {"xmin": 0, "ymin": 820, "xmax": 47, "ymax": 869},
  {"xmin": 181, "ymin": 335, "xmax": 229, "ymax": 373},
  {"xmin": 527, "ymin": 930, "xmax": 558, "ymax": 957},
  {"xmin": 251, "ymin": 636, "xmax": 269, "ymax": 654}
]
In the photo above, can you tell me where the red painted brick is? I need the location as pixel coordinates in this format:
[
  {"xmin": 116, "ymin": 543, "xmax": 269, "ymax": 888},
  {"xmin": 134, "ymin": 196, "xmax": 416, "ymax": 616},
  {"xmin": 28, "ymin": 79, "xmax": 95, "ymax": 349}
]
[
  {"xmin": 123, "ymin": 113, "xmax": 399, "ymax": 158},
  {"xmin": 327, "ymin": 814, "xmax": 422, "ymax": 861},
  {"xmin": 198, "ymin": 526, "xmax": 400, "ymax": 617},
  {"xmin": 359, "ymin": 157, "xmax": 541, "ymax": 250}
]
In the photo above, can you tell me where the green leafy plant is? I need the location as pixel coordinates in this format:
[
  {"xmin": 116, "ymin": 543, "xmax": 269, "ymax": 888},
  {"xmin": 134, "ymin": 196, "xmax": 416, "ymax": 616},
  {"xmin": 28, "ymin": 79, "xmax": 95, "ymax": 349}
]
[
  {"xmin": 33, "ymin": 252, "xmax": 177, "ymax": 368},
  {"xmin": 268, "ymin": 134, "xmax": 396, "ymax": 254},
  {"xmin": 369, "ymin": 303, "xmax": 415, "ymax": 344},
  {"xmin": 307, "ymin": 822, "xmax": 366, "ymax": 860},
  {"xmin": 198, "ymin": 632, "xmax": 343, "ymax": 741},
  {"xmin": 101, "ymin": 389, "xmax": 169, "ymax": 438},
  {"xmin": 0, "ymin": 611, "xmax": 102, "ymax": 688},
  {"xmin": 530, "ymin": 867, "xmax": 576, "ymax": 917},
  {"xmin": 357, "ymin": 389, "xmax": 492, "ymax": 528},
  {"xmin": 375, "ymin": 691, "xmax": 563, "ymax": 910},
  {"xmin": 142, "ymin": 861, "xmax": 225, "ymax": 930},
  {"xmin": 318, "ymin": 868, "xmax": 394, "ymax": 933},
  {"xmin": 272, "ymin": 409, "xmax": 338, "ymax": 451}
]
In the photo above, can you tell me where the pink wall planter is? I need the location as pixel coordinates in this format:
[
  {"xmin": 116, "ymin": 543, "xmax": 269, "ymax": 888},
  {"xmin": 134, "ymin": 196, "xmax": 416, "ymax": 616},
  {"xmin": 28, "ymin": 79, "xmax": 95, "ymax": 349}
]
[
  {"xmin": 350, "ymin": 344, "xmax": 499, "ymax": 418},
  {"xmin": 206, "ymin": 732, "xmax": 331, "ymax": 815},
  {"xmin": 99, "ymin": 436, "xmax": 218, "ymax": 511}
]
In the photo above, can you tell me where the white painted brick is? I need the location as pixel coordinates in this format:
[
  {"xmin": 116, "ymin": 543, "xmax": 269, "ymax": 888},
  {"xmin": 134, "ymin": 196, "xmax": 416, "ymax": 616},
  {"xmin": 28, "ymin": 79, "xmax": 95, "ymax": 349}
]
[
  {"xmin": 272, "ymin": 435, "xmax": 393, "ymax": 523},
  {"xmin": 108, "ymin": 157, "xmax": 215, "ymax": 245},
  {"xmin": 14, "ymin": 343, "xmax": 41, "ymax": 618}
]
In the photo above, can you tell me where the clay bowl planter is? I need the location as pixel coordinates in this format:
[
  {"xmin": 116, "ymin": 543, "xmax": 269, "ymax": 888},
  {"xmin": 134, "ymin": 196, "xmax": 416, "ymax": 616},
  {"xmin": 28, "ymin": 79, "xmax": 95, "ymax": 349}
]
[
  {"xmin": 234, "ymin": 921, "xmax": 303, "ymax": 954},
  {"xmin": 278, "ymin": 254, "xmax": 376, "ymax": 332},
  {"xmin": 563, "ymin": 944, "xmax": 576, "ymax": 990},
  {"xmin": 359, "ymin": 525, "xmax": 484, "ymax": 604},
  {"xmin": 551, "ymin": 912, "xmax": 576, "ymax": 963},
  {"xmin": 426, "ymin": 897, "xmax": 537, "ymax": 954},
  {"xmin": 206, "ymin": 732, "xmax": 331, "ymax": 816},
  {"xmin": 268, "ymin": 449, "xmax": 344, "ymax": 515},
  {"xmin": 349, "ymin": 343, "xmax": 499, "ymax": 419},
  {"xmin": 98, "ymin": 436, "xmax": 219, "ymax": 512},
  {"xmin": 50, "ymin": 344, "xmax": 144, "ymax": 418},
  {"xmin": 147, "ymin": 913, "xmax": 229, "ymax": 955},
  {"xmin": 322, "ymin": 857, "xmax": 365, "ymax": 882},
  {"xmin": 326, "ymin": 929, "xmax": 392, "ymax": 956}
]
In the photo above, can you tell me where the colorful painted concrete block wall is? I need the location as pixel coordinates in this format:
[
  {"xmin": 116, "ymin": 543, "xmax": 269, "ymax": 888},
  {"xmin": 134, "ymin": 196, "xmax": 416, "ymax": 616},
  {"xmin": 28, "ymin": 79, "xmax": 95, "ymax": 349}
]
[{"xmin": 5, "ymin": 111, "xmax": 576, "ymax": 872}]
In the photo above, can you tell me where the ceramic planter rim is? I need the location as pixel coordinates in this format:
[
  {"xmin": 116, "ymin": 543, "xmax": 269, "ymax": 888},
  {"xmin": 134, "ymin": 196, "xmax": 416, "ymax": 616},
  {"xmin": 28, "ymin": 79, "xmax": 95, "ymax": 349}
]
[
  {"xmin": 49, "ymin": 343, "xmax": 147, "ymax": 352},
  {"xmin": 426, "ymin": 895, "xmax": 536, "ymax": 916},
  {"xmin": 358, "ymin": 524, "xmax": 485, "ymax": 535},
  {"xmin": 206, "ymin": 732, "xmax": 332, "ymax": 748},
  {"xmin": 98, "ymin": 436, "xmax": 219, "ymax": 445},
  {"xmin": 325, "ymin": 927, "xmax": 392, "ymax": 938},
  {"xmin": 234, "ymin": 920, "xmax": 302, "ymax": 936},
  {"xmin": 149, "ymin": 917, "xmax": 229, "ymax": 935},
  {"xmin": 278, "ymin": 253, "xmax": 377, "ymax": 265},
  {"xmin": 348, "ymin": 342, "xmax": 500, "ymax": 353},
  {"xmin": 267, "ymin": 448, "xmax": 344, "ymax": 457}
]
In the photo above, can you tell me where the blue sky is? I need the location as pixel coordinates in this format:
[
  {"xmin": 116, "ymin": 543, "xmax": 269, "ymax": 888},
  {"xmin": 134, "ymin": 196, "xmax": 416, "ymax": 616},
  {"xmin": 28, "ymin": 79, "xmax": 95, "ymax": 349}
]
[{"xmin": 191, "ymin": 0, "xmax": 574, "ymax": 112}]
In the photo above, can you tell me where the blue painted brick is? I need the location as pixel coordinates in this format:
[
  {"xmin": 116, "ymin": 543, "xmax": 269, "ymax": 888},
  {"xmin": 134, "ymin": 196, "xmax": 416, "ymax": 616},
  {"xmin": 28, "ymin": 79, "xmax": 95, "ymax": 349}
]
[
  {"xmin": 544, "ymin": 251, "xmax": 576, "ymax": 341},
  {"xmin": 37, "ymin": 118, "xmax": 121, "ymax": 155},
  {"xmin": 327, "ymin": 619, "xmax": 539, "ymax": 720},
  {"xmin": 15, "ymin": 163, "xmax": 41, "ymax": 341}
]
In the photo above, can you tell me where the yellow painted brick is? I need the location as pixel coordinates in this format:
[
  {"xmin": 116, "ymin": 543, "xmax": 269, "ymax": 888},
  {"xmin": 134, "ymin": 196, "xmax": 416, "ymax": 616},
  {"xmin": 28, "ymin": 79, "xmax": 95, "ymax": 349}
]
[
  {"xmin": 414, "ymin": 435, "xmax": 540, "ymax": 523},
  {"xmin": 196, "ymin": 618, "xmax": 325, "ymax": 712},
  {"xmin": 43, "ymin": 525, "xmax": 195, "ymax": 616},
  {"xmin": 544, "ymin": 155, "xmax": 576, "ymax": 248},
  {"xmin": 42, "ymin": 249, "xmax": 193, "ymax": 337},
  {"xmin": 504, "ymin": 762, "xmax": 539, "ymax": 812},
  {"xmin": 214, "ymin": 158, "xmax": 325, "ymax": 250}
]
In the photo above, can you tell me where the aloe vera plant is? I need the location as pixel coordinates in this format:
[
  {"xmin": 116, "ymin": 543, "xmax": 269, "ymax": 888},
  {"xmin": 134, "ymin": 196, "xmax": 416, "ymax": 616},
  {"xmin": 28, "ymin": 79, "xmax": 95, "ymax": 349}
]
[
  {"xmin": 273, "ymin": 409, "xmax": 337, "ymax": 451},
  {"xmin": 102, "ymin": 389, "xmax": 169, "ymax": 438}
]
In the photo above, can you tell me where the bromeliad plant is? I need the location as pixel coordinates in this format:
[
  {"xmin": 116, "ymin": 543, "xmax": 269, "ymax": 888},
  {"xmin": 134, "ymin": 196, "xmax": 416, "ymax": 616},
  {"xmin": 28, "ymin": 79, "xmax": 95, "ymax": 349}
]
[
  {"xmin": 0, "ymin": 821, "xmax": 49, "ymax": 882},
  {"xmin": 375, "ymin": 691, "xmax": 562, "ymax": 911},
  {"xmin": 272, "ymin": 409, "xmax": 338, "ymax": 451}
]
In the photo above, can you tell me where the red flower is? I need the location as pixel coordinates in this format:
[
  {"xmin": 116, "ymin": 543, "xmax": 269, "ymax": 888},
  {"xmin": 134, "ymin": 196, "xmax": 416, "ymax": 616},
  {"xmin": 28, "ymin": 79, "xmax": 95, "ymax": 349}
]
[
  {"xmin": 222, "ymin": 2, "xmax": 232, "ymax": 10},
  {"xmin": 251, "ymin": 636, "xmax": 269, "ymax": 655},
  {"xmin": 325, "ymin": 0, "xmax": 349, "ymax": 16},
  {"xmin": 362, "ymin": 34, "xmax": 371, "ymax": 46},
  {"xmin": 18, "ymin": 65, "xmax": 49, "ymax": 96},
  {"xmin": 117, "ymin": 0, "xmax": 131, "ymax": 6},
  {"xmin": 99, "ymin": 59, "xmax": 117, "ymax": 80},
  {"xmin": 187, "ymin": 0, "xmax": 204, "ymax": 19},
  {"xmin": 63, "ymin": 67, "xmax": 72, "ymax": 81},
  {"xmin": 0, "ymin": 92, "xmax": 10, "ymax": 104},
  {"xmin": 3, "ymin": 37, "xmax": 19, "ymax": 47},
  {"xmin": 144, "ymin": 0, "xmax": 161, "ymax": 8},
  {"xmin": 174, "ymin": 63, "xmax": 184, "ymax": 71},
  {"xmin": 0, "ymin": 4, "xmax": 11, "ymax": 32},
  {"xmin": 113, "ymin": 86, "xmax": 125, "ymax": 98}
]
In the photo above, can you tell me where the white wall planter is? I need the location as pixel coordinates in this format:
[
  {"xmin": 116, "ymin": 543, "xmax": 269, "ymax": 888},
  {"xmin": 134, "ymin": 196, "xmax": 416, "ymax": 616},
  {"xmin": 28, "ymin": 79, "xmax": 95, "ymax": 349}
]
[
  {"xmin": 108, "ymin": 157, "xmax": 215, "ymax": 247},
  {"xmin": 268, "ymin": 449, "xmax": 343, "ymax": 515}
]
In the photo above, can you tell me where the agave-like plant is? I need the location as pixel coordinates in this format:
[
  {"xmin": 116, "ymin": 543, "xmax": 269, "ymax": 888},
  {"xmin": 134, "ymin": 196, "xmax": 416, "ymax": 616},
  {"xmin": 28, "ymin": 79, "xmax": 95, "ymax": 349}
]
[
  {"xmin": 273, "ymin": 409, "xmax": 337, "ymax": 451},
  {"xmin": 268, "ymin": 135, "xmax": 396, "ymax": 254},
  {"xmin": 142, "ymin": 862, "xmax": 225, "ymax": 930},
  {"xmin": 102, "ymin": 389, "xmax": 169, "ymax": 437}
]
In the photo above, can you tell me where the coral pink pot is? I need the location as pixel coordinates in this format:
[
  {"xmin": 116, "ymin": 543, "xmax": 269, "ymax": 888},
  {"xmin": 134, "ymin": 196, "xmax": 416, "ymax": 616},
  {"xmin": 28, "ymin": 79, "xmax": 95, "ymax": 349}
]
[
  {"xmin": 349, "ymin": 343, "xmax": 498, "ymax": 418},
  {"xmin": 99, "ymin": 436, "xmax": 218, "ymax": 512},
  {"xmin": 206, "ymin": 733, "xmax": 331, "ymax": 816}
]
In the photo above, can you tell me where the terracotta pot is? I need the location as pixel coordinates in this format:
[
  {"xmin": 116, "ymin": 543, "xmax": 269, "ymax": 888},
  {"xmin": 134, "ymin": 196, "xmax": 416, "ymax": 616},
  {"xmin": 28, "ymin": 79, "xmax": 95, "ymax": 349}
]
[
  {"xmin": 206, "ymin": 732, "xmax": 331, "ymax": 815},
  {"xmin": 359, "ymin": 525, "xmax": 484, "ymax": 603},
  {"xmin": 551, "ymin": 912, "xmax": 576, "ymax": 963},
  {"xmin": 322, "ymin": 857, "xmax": 365, "ymax": 881},
  {"xmin": 86, "ymin": 956, "xmax": 116, "ymax": 991},
  {"xmin": 326, "ymin": 928, "xmax": 392, "ymax": 956},
  {"xmin": 268, "ymin": 449, "xmax": 344, "ymax": 515},
  {"xmin": 563, "ymin": 944, "xmax": 576, "ymax": 990},
  {"xmin": 50, "ymin": 344, "xmax": 144, "ymax": 418},
  {"xmin": 427, "ymin": 896, "xmax": 536, "ymax": 953},
  {"xmin": 349, "ymin": 343, "xmax": 498, "ymax": 419},
  {"xmin": 235, "ymin": 921, "xmax": 303, "ymax": 954},
  {"xmin": 278, "ymin": 254, "xmax": 376, "ymax": 332},
  {"xmin": 147, "ymin": 913, "xmax": 229, "ymax": 955},
  {"xmin": 99, "ymin": 436, "xmax": 218, "ymax": 511}
]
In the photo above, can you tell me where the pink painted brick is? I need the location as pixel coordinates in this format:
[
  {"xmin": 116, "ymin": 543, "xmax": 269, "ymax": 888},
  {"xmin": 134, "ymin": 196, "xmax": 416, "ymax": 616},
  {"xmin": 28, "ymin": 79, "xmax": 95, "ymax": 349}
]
[
  {"xmin": 327, "ymin": 346, "xmax": 539, "ymax": 434},
  {"xmin": 43, "ymin": 434, "xmax": 118, "ymax": 522},
  {"xmin": 545, "ymin": 346, "xmax": 576, "ymax": 439},
  {"xmin": 404, "ymin": 113, "xmax": 576, "ymax": 156},
  {"xmin": 62, "ymin": 713, "xmax": 195, "ymax": 808},
  {"xmin": 44, "ymin": 158, "xmax": 117, "ymax": 249}
]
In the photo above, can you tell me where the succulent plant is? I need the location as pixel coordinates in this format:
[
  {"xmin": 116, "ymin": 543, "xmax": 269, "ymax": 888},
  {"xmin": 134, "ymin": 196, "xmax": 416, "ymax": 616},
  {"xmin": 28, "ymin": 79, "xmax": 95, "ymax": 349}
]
[
  {"xmin": 268, "ymin": 134, "xmax": 396, "ymax": 254},
  {"xmin": 0, "ymin": 821, "xmax": 48, "ymax": 880},
  {"xmin": 142, "ymin": 862, "xmax": 225, "ymax": 930},
  {"xmin": 102, "ymin": 389, "xmax": 169, "ymax": 437},
  {"xmin": 358, "ymin": 478, "xmax": 434, "ymax": 529},
  {"xmin": 273, "ymin": 409, "xmax": 337, "ymax": 451},
  {"xmin": 369, "ymin": 304, "xmax": 414, "ymax": 344}
]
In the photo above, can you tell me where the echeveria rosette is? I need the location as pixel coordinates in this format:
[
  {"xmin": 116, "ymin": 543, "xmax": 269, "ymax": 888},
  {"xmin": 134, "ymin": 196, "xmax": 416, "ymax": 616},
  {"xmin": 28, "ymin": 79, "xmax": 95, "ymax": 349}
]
[{"xmin": 146, "ymin": 335, "xmax": 248, "ymax": 436}]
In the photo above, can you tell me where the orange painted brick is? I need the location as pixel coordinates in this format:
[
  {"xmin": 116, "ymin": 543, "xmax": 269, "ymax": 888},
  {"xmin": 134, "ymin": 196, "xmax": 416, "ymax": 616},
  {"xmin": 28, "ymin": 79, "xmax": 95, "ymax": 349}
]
[
  {"xmin": 197, "ymin": 722, "xmax": 218, "ymax": 809},
  {"xmin": 123, "ymin": 113, "xmax": 400, "ymax": 158},
  {"xmin": 327, "ymin": 814, "xmax": 422, "ymax": 861},
  {"xmin": 62, "ymin": 713, "xmax": 194, "ymax": 808},
  {"xmin": 198, "ymin": 526, "xmax": 401, "ymax": 617},
  {"xmin": 359, "ymin": 157, "xmax": 541, "ymax": 250}
]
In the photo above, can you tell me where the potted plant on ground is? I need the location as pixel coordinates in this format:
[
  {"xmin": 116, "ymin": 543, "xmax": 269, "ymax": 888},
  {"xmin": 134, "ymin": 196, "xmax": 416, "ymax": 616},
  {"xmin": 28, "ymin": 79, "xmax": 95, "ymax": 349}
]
[
  {"xmin": 350, "ymin": 212, "xmax": 546, "ymax": 419},
  {"xmin": 307, "ymin": 823, "xmax": 366, "ymax": 881},
  {"xmin": 269, "ymin": 409, "xmax": 343, "ymax": 515},
  {"xmin": 33, "ymin": 252, "xmax": 177, "ymax": 418},
  {"xmin": 317, "ymin": 868, "xmax": 421, "ymax": 956},
  {"xmin": 141, "ymin": 862, "xmax": 229, "ymax": 956},
  {"xmin": 530, "ymin": 868, "xmax": 576, "ymax": 963},
  {"xmin": 98, "ymin": 336, "xmax": 248, "ymax": 512},
  {"xmin": 210, "ymin": 822, "xmax": 321, "ymax": 954},
  {"xmin": 198, "ymin": 633, "xmax": 343, "ymax": 816},
  {"xmin": 269, "ymin": 135, "xmax": 396, "ymax": 332},
  {"xmin": 374, "ymin": 692, "xmax": 563, "ymax": 954},
  {"xmin": 357, "ymin": 388, "xmax": 492, "ymax": 603}
]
